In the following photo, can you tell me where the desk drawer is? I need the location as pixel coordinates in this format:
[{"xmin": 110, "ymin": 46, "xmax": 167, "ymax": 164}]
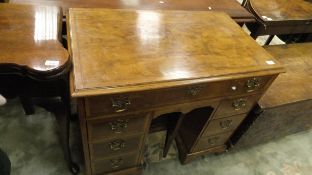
[
  {"xmin": 85, "ymin": 76, "xmax": 273, "ymax": 117},
  {"xmin": 92, "ymin": 153, "xmax": 138, "ymax": 174},
  {"xmin": 203, "ymin": 114, "xmax": 246, "ymax": 137},
  {"xmin": 90, "ymin": 135, "xmax": 143, "ymax": 160},
  {"xmin": 87, "ymin": 114, "xmax": 148, "ymax": 142},
  {"xmin": 213, "ymin": 94, "xmax": 260, "ymax": 119},
  {"xmin": 193, "ymin": 132, "xmax": 232, "ymax": 152}
]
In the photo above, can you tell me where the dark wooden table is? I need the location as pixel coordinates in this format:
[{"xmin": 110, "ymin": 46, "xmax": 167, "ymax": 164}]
[
  {"xmin": 0, "ymin": 4, "xmax": 78, "ymax": 174},
  {"xmin": 9, "ymin": 0, "xmax": 255, "ymax": 24},
  {"xmin": 244, "ymin": 0, "xmax": 312, "ymax": 44}
]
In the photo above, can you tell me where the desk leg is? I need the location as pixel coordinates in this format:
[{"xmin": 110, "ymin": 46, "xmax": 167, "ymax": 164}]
[
  {"xmin": 55, "ymin": 104, "xmax": 80, "ymax": 175},
  {"xmin": 248, "ymin": 23, "xmax": 263, "ymax": 40},
  {"xmin": 34, "ymin": 98, "xmax": 80, "ymax": 175},
  {"xmin": 163, "ymin": 113, "xmax": 186, "ymax": 158},
  {"xmin": 241, "ymin": 0, "xmax": 247, "ymax": 6},
  {"xmin": 19, "ymin": 96, "xmax": 35, "ymax": 115},
  {"xmin": 264, "ymin": 35, "xmax": 274, "ymax": 45}
]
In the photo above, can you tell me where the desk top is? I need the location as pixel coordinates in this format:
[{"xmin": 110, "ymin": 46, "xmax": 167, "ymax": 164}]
[
  {"xmin": 0, "ymin": 4, "xmax": 69, "ymax": 76},
  {"xmin": 10, "ymin": 0, "xmax": 254, "ymax": 22},
  {"xmin": 248, "ymin": 0, "xmax": 312, "ymax": 23},
  {"xmin": 260, "ymin": 43, "xmax": 312, "ymax": 108},
  {"xmin": 68, "ymin": 9, "xmax": 283, "ymax": 97}
]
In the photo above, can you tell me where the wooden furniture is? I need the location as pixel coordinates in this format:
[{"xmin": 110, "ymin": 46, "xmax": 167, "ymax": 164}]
[
  {"xmin": 10, "ymin": 0, "xmax": 255, "ymax": 24},
  {"xmin": 0, "ymin": 4, "xmax": 78, "ymax": 174},
  {"xmin": 68, "ymin": 9, "xmax": 284, "ymax": 175},
  {"xmin": 231, "ymin": 43, "xmax": 312, "ymax": 149},
  {"xmin": 244, "ymin": 0, "xmax": 312, "ymax": 45}
]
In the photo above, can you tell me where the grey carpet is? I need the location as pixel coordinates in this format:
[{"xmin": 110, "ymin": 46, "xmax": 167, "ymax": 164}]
[
  {"xmin": 0, "ymin": 99, "xmax": 75, "ymax": 175},
  {"xmin": 1, "ymin": 95, "xmax": 312, "ymax": 175}
]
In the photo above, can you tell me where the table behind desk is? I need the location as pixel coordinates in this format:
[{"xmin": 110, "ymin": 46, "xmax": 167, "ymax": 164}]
[{"xmin": 9, "ymin": 0, "xmax": 255, "ymax": 24}]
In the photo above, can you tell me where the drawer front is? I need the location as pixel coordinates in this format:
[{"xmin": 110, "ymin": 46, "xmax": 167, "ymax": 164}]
[
  {"xmin": 228, "ymin": 75, "xmax": 273, "ymax": 95},
  {"xmin": 88, "ymin": 114, "xmax": 148, "ymax": 142},
  {"xmin": 193, "ymin": 132, "xmax": 232, "ymax": 152},
  {"xmin": 92, "ymin": 153, "xmax": 138, "ymax": 174},
  {"xmin": 213, "ymin": 94, "xmax": 260, "ymax": 119},
  {"xmin": 85, "ymin": 76, "xmax": 272, "ymax": 117},
  {"xmin": 90, "ymin": 135, "xmax": 143, "ymax": 160},
  {"xmin": 85, "ymin": 91, "xmax": 156, "ymax": 117},
  {"xmin": 203, "ymin": 114, "xmax": 246, "ymax": 137}
]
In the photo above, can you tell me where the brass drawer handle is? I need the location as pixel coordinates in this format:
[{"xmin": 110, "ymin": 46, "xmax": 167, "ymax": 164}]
[
  {"xmin": 220, "ymin": 119, "xmax": 233, "ymax": 130},
  {"xmin": 110, "ymin": 158, "xmax": 123, "ymax": 169},
  {"xmin": 109, "ymin": 119, "xmax": 129, "ymax": 133},
  {"xmin": 207, "ymin": 137, "xmax": 219, "ymax": 146},
  {"xmin": 111, "ymin": 96, "xmax": 131, "ymax": 112},
  {"xmin": 246, "ymin": 77, "xmax": 261, "ymax": 92},
  {"xmin": 109, "ymin": 139, "xmax": 125, "ymax": 151},
  {"xmin": 232, "ymin": 98, "xmax": 247, "ymax": 110},
  {"xmin": 188, "ymin": 85, "xmax": 204, "ymax": 96}
]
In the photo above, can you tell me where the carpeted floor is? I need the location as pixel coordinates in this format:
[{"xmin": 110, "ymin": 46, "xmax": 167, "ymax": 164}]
[
  {"xmin": 145, "ymin": 131, "xmax": 312, "ymax": 175},
  {"xmin": 1, "ymin": 99, "xmax": 312, "ymax": 175}
]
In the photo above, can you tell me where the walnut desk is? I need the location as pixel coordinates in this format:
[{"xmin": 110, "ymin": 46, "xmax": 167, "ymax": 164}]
[{"xmin": 67, "ymin": 9, "xmax": 284, "ymax": 175}]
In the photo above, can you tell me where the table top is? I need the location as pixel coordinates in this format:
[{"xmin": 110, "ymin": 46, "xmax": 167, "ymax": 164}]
[
  {"xmin": 68, "ymin": 9, "xmax": 283, "ymax": 97},
  {"xmin": 260, "ymin": 43, "xmax": 312, "ymax": 108},
  {"xmin": 0, "ymin": 4, "xmax": 69, "ymax": 76},
  {"xmin": 10, "ymin": 0, "xmax": 254, "ymax": 22},
  {"xmin": 248, "ymin": 0, "xmax": 312, "ymax": 23}
]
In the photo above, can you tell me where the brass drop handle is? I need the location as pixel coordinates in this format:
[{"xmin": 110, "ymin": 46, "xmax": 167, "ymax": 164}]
[
  {"xmin": 207, "ymin": 137, "xmax": 219, "ymax": 146},
  {"xmin": 245, "ymin": 77, "xmax": 261, "ymax": 92},
  {"xmin": 232, "ymin": 98, "xmax": 247, "ymax": 110},
  {"xmin": 109, "ymin": 119, "xmax": 129, "ymax": 133},
  {"xmin": 109, "ymin": 139, "xmax": 125, "ymax": 151},
  {"xmin": 111, "ymin": 96, "xmax": 131, "ymax": 112},
  {"xmin": 110, "ymin": 158, "xmax": 123, "ymax": 169},
  {"xmin": 220, "ymin": 119, "xmax": 233, "ymax": 130},
  {"xmin": 188, "ymin": 85, "xmax": 204, "ymax": 96}
]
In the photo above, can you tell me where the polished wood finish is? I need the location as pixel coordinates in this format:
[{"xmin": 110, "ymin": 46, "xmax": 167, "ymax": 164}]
[
  {"xmin": 202, "ymin": 114, "xmax": 246, "ymax": 137},
  {"xmin": 69, "ymin": 9, "xmax": 282, "ymax": 97},
  {"xmin": 93, "ymin": 153, "xmax": 138, "ymax": 174},
  {"xmin": 213, "ymin": 94, "xmax": 261, "ymax": 118},
  {"xmin": 0, "ymin": 4, "xmax": 78, "ymax": 174},
  {"xmin": 88, "ymin": 114, "xmax": 149, "ymax": 142},
  {"xmin": 0, "ymin": 4, "xmax": 69, "ymax": 77},
  {"xmin": 245, "ymin": 0, "xmax": 312, "ymax": 43},
  {"xmin": 176, "ymin": 133, "xmax": 227, "ymax": 164},
  {"xmin": 90, "ymin": 135, "xmax": 143, "ymax": 159},
  {"xmin": 10, "ymin": 0, "xmax": 254, "ymax": 23},
  {"xmin": 68, "ymin": 9, "xmax": 284, "ymax": 174},
  {"xmin": 193, "ymin": 132, "xmax": 233, "ymax": 152},
  {"xmin": 249, "ymin": 0, "xmax": 312, "ymax": 22},
  {"xmin": 84, "ymin": 76, "xmax": 272, "ymax": 117},
  {"xmin": 231, "ymin": 43, "xmax": 312, "ymax": 149}
]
